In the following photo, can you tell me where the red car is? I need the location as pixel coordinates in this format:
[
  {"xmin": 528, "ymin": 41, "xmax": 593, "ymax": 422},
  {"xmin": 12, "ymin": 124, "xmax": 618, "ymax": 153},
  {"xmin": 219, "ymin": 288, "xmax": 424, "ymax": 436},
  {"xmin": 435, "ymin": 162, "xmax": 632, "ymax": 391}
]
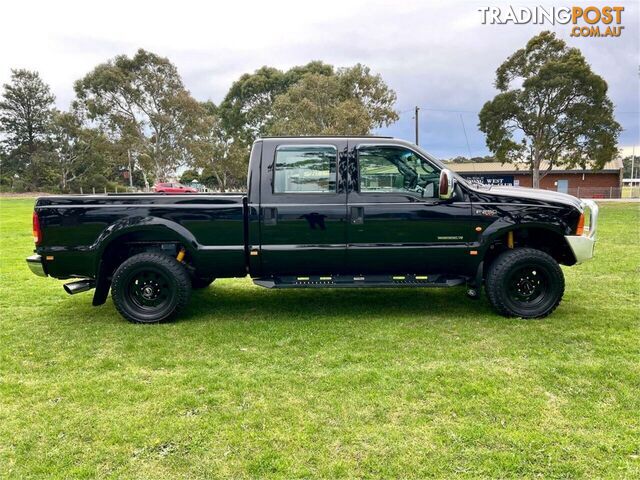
[{"xmin": 153, "ymin": 182, "xmax": 198, "ymax": 194}]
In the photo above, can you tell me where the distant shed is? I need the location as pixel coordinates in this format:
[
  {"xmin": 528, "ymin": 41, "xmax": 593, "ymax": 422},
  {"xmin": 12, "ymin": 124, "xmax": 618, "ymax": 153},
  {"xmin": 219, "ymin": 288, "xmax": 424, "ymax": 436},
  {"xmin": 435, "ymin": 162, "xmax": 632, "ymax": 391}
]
[{"xmin": 447, "ymin": 160, "xmax": 624, "ymax": 198}]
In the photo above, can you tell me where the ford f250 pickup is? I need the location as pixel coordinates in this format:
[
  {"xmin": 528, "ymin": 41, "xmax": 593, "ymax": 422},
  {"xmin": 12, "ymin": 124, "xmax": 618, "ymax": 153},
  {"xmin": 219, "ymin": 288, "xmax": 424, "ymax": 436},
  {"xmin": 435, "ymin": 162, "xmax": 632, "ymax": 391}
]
[{"xmin": 26, "ymin": 136, "xmax": 598, "ymax": 323}]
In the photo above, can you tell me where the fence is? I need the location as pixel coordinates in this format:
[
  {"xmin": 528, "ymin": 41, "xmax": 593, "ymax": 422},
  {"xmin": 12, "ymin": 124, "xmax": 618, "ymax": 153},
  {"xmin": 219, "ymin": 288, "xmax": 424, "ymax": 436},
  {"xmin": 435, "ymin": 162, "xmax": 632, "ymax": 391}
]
[
  {"xmin": 542, "ymin": 186, "xmax": 640, "ymax": 199},
  {"xmin": 77, "ymin": 186, "xmax": 246, "ymax": 194}
]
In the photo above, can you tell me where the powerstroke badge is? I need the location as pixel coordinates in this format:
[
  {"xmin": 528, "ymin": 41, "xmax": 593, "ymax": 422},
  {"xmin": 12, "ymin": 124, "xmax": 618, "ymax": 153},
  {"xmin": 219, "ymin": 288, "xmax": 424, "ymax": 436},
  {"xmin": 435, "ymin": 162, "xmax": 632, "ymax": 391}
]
[{"xmin": 476, "ymin": 209, "xmax": 498, "ymax": 216}]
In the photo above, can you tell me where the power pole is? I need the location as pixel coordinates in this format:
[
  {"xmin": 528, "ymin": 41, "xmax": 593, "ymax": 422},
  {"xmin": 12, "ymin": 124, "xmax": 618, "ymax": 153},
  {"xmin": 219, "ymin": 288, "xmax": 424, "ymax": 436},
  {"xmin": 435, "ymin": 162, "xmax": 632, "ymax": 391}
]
[{"xmin": 414, "ymin": 106, "xmax": 420, "ymax": 146}]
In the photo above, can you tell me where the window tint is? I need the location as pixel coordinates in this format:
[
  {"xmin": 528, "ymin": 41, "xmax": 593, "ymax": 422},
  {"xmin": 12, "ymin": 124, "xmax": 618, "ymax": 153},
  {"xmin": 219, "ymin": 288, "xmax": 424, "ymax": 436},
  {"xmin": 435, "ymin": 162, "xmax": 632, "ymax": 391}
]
[
  {"xmin": 358, "ymin": 146, "xmax": 439, "ymax": 198},
  {"xmin": 274, "ymin": 146, "xmax": 337, "ymax": 193}
]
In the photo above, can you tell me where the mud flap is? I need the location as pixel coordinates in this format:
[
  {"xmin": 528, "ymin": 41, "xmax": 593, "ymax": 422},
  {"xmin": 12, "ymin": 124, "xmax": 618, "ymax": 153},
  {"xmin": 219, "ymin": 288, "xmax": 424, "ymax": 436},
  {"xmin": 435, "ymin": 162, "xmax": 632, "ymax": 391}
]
[{"xmin": 92, "ymin": 260, "xmax": 111, "ymax": 306}]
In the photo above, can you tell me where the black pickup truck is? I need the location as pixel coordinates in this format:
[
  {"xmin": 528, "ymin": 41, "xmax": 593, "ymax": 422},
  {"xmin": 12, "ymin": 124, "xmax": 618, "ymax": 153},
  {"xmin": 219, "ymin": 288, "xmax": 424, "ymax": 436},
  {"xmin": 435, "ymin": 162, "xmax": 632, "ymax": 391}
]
[{"xmin": 27, "ymin": 136, "xmax": 598, "ymax": 323}]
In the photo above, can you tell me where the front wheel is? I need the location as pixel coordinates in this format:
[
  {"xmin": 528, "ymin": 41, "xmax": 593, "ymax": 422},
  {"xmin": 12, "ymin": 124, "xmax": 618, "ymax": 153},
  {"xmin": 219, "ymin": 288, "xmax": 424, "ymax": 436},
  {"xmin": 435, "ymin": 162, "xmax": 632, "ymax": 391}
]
[
  {"xmin": 111, "ymin": 252, "xmax": 191, "ymax": 324},
  {"xmin": 486, "ymin": 248, "xmax": 564, "ymax": 319}
]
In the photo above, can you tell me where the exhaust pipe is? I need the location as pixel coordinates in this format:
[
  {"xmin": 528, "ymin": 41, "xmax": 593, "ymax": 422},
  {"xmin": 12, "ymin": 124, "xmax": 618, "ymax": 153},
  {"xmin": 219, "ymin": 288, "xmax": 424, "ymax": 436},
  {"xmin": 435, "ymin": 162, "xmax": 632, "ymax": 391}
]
[{"xmin": 63, "ymin": 279, "xmax": 96, "ymax": 295}]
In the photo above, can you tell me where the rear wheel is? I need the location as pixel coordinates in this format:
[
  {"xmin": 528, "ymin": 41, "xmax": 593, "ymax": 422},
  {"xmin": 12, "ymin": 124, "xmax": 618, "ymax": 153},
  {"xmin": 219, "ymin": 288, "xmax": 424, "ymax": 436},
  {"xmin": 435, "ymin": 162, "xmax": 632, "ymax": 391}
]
[
  {"xmin": 486, "ymin": 248, "xmax": 564, "ymax": 319},
  {"xmin": 111, "ymin": 252, "xmax": 191, "ymax": 324}
]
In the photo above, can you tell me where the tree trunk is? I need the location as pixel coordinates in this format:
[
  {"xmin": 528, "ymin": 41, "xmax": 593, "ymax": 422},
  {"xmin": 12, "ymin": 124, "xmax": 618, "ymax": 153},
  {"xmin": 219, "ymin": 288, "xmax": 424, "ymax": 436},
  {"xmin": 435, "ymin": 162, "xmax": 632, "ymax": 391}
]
[
  {"xmin": 213, "ymin": 170, "xmax": 224, "ymax": 192},
  {"xmin": 141, "ymin": 170, "xmax": 149, "ymax": 192},
  {"xmin": 127, "ymin": 149, "xmax": 134, "ymax": 188},
  {"xmin": 532, "ymin": 149, "xmax": 543, "ymax": 189},
  {"xmin": 532, "ymin": 165, "xmax": 540, "ymax": 189}
]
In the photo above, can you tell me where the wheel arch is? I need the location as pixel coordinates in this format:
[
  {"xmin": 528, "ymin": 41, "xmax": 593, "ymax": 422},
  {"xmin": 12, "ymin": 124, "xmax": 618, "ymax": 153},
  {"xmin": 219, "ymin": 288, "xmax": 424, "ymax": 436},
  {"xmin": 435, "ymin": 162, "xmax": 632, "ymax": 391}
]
[
  {"xmin": 91, "ymin": 217, "xmax": 199, "ymax": 306},
  {"xmin": 480, "ymin": 224, "xmax": 576, "ymax": 275}
]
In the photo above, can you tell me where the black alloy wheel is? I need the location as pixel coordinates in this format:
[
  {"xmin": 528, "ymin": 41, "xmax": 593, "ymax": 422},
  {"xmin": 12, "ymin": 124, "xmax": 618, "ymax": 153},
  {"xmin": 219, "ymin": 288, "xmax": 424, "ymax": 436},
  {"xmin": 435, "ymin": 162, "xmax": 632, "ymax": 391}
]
[
  {"xmin": 111, "ymin": 252, "xmax": 191, "ymax": 324},
  {"xmin": 486, "ymin": 248, "xmax": 564, "ymax": 319}
]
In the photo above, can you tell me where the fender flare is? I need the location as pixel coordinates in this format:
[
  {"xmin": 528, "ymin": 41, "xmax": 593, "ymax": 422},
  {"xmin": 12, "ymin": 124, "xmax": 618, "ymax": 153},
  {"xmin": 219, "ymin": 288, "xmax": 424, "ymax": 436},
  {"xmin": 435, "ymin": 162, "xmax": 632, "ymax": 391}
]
[
  {"xmin": 91, "ymin": 216, "xmax": 200, "ymax": 306},
  {"xmin": 477, "ymin": 218, "xmax": 567, "ymax": 254}
]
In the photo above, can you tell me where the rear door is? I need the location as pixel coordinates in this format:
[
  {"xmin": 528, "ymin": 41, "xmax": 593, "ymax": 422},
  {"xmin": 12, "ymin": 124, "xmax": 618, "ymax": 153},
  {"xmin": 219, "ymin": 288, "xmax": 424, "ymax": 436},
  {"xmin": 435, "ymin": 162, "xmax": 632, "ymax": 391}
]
[
  {"xmin": 345, "ymin": 140, "xmax": 473, "ymax": 275},
  {"xmin": 258, "ymin": 139, "xmax": 348, "ymax": 276}
]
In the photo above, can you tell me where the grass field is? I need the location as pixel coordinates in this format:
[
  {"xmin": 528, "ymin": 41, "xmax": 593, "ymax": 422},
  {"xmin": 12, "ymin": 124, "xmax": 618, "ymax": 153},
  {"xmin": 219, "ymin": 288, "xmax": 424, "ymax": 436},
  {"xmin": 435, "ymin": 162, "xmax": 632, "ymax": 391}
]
[{"xmin": 0, "ymin": 198, "xmax": 638, "ymax": 479}]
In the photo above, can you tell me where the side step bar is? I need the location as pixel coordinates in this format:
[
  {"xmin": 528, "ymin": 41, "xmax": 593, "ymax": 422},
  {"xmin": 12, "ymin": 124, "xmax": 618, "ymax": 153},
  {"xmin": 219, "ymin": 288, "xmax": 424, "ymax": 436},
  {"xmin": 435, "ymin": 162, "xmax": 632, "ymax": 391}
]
[{"xmin": 253, "ymin": 274, "xmax": 467, "ymax": 289}]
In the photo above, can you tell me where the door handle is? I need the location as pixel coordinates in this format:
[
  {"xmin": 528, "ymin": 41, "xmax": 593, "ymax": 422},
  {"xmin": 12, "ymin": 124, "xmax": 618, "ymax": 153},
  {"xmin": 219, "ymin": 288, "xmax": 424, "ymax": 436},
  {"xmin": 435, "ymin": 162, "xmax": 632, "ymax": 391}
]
[
  {"xmin": 263, "ymin": 207, "xmax": 278, "ymax": 226},
  {"xmin": 350, "ymin": 206, "xmax": 364, "ymax": 225}
]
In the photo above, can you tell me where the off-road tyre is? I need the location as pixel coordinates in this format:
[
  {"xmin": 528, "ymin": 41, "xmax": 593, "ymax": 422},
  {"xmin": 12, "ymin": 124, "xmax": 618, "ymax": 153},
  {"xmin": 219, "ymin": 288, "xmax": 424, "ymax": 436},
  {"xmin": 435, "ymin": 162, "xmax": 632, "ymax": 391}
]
[
  {"xmin": 111, "ymin": 252, "xmax": 191, "ymax": 324},
  {"xmin": 486, "ymin": 248, "xmax": 564, "ymax": 319}
]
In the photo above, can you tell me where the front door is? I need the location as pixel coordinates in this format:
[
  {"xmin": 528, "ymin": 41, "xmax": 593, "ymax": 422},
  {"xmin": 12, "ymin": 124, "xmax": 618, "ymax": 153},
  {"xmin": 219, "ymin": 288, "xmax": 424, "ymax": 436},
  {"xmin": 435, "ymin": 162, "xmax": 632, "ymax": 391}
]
[
  {"xmin": 345, "ymin": 141, "xmax": 473, "ymax": 275},
  {"xmin": 259, "ymin": 140, "xmax": 348, "ymax": 276}
]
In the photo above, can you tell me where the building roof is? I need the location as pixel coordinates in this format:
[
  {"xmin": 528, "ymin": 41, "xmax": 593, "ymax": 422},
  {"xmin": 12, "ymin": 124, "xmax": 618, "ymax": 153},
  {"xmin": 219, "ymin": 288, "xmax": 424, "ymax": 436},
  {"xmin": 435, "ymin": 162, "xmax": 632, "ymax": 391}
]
[{"xmin": 447, "ymin": 159, "xmax": 623, "ymax": 174}]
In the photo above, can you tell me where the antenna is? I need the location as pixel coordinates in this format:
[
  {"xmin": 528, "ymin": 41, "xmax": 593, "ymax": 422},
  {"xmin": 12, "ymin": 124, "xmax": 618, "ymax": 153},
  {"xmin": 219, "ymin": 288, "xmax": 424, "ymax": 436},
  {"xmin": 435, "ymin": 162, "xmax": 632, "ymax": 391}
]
[
  {"xmin": 414, "ymin": 106, "xmax": 420, "ymax": 146},
  {"xmin": 459, "ymin": 114, "xmax": 472, "ymax": 158}
]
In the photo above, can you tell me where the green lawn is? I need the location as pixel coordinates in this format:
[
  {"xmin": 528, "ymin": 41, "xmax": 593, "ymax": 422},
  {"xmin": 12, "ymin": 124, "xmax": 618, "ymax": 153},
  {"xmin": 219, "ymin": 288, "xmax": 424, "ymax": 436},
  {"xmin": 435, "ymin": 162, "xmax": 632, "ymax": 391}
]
[{"xmin": 1, "ymin": 198, "xmax": 638, "ymax": 479}]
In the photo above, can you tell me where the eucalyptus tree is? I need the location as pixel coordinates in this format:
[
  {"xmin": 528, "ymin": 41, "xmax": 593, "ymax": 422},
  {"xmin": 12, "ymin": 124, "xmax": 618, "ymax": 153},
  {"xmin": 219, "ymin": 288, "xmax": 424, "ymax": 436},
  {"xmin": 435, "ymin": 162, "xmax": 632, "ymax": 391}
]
[
  {"xmin": 74, "ymin": 49, "xmax": 204, "ymax": 183},
  {"xmin": 479, "ymin": 31, "xmax": 620, "ymax": 188}
]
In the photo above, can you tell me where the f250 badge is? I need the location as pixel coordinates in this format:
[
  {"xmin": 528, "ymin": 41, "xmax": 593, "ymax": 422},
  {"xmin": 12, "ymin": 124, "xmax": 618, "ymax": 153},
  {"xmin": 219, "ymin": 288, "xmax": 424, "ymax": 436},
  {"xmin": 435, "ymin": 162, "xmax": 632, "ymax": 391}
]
[{"xmin": 476, "ymin": 208, "xmax": 498, "ymax": 216}]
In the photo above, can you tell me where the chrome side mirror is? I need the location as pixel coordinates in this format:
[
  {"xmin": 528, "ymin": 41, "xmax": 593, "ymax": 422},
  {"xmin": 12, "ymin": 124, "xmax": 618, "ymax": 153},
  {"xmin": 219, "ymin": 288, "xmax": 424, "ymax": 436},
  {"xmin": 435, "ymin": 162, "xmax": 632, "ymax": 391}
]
[{"xmin": 439, "ymin": 168, "xmax": 455, "ymax": 200}]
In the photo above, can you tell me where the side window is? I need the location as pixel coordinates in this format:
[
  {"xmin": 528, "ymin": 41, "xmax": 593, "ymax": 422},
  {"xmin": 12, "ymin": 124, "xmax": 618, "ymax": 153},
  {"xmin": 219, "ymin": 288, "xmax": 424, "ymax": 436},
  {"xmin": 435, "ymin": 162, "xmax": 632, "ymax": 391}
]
[
  {"xmin": 274, "ymin": 146, "xmax": 337, "ymax": 194},
  {"xmin": 358, "ymin": 146, "xmax": 439, "ymax": 198}
]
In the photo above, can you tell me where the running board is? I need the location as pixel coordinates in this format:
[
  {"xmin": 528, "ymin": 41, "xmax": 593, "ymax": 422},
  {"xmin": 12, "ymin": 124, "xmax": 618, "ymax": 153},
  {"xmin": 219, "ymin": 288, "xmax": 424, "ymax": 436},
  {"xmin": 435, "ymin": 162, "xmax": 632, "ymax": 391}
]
[{"xmin": 253, "ymin": 274, "xmax": 467, "ymax": 289}]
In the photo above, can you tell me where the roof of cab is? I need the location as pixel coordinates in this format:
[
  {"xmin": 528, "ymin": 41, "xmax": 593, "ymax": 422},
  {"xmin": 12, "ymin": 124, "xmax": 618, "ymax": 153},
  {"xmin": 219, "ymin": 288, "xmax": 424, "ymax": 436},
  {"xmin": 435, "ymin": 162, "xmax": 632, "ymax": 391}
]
[{"xmin": 259, "ymin": 135, "xmax": 393, "ymax": 139}]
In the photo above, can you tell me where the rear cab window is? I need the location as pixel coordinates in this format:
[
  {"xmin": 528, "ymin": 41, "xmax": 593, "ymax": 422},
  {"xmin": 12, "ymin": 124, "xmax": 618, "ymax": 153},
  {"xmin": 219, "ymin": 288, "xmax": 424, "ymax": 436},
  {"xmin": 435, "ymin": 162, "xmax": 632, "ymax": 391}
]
[{"xmin": 273, "ymin": 145, "xmax": 337, "ymax": 194}]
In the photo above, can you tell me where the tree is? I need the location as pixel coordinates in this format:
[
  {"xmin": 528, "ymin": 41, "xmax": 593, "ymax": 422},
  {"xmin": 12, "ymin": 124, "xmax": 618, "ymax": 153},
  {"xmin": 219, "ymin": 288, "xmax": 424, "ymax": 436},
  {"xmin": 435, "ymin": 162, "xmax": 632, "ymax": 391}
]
[
  {"xmin": 180, "ymin": 169, "xmax": 200, "ymax": 185},
  {"xmin": 268, "ymin": 74, "xmax": 370, "ymax": 135},
  {"xmin": 267, "ymin": 65, "xmax": 398, "ymax": 136},
  {"xmin": 444, "ymin": 155, "xmax": 496, "ymax": 164},
  {"xmin": 218, "ymin": 61, "xmax": 334, "ymax": 146},
  {"xmin": 49, "ymin": 111, "xmax": 112, "ymax": 191},
  {"xmin": 0, "ymin": 69, "xmax": 55, "ymax": 182},
  {"xmin": 189, "ymin": 102, "xmax": 247, "ymax": 191},
  {"xmin": 479, "ymin": 31, "xmax": 621, "ymax": 188},
  {"xmin": 74, "ymin": 49, "xmax": 204, "ymax": 184}
]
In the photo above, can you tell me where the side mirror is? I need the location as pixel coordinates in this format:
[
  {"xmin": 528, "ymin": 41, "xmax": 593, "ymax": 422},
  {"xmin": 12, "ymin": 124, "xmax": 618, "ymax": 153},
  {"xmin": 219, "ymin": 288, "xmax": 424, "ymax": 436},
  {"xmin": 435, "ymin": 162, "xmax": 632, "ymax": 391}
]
[{"xmin": 439, "ymin": 169, "xmax": 455, "ymax": 200}]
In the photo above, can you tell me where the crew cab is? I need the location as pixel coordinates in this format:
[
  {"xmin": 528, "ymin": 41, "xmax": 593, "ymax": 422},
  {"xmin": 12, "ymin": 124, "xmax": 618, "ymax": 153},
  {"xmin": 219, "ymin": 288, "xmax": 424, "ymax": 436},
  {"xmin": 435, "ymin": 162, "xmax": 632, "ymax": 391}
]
[{"xmin": 27, "ymin": 136, "xmax": 598, "ymax": 323}]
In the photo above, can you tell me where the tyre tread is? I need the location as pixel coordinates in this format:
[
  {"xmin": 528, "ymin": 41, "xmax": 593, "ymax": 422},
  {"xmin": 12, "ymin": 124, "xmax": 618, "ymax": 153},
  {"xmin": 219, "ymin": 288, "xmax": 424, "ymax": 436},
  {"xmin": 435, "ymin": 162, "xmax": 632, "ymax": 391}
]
[
  {"xmin": 486, "ymin": 247, "xmax": 564, "ymax": 319},
  {"xmin": 111, "ymin": 252, "xmax": 191, "ymax": 324}
]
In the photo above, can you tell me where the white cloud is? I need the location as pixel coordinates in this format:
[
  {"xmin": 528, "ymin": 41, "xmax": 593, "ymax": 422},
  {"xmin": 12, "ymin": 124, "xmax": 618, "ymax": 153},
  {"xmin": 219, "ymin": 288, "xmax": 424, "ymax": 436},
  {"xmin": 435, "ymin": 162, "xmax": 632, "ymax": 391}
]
[{"xmin": 0, "ymin": 0, "xmax": 637, "ymax": 158}]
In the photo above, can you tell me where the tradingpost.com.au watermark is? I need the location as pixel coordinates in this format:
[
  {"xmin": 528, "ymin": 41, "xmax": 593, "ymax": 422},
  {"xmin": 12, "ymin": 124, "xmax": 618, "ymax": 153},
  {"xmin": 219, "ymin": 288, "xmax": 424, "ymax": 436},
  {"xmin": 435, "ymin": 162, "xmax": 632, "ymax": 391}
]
[{"xmin": 479, "ymin": 5, "xmax": 625, "ymax": 37}]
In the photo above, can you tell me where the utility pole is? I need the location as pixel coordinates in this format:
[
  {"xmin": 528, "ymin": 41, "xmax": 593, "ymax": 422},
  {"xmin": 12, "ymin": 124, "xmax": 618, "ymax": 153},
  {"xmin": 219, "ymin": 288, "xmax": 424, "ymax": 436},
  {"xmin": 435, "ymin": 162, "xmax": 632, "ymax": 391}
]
[{"xmin": 414, "ymin": 106, "xmax": 420, "ymax": 146}]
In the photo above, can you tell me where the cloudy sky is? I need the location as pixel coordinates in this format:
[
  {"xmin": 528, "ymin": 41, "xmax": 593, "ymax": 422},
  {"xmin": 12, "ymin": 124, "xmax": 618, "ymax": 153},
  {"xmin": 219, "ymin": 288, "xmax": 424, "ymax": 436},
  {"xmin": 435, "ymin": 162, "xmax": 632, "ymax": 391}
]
[{"xmin": 1, "ymin": 0, "xmax": 638, "ymax": 158}]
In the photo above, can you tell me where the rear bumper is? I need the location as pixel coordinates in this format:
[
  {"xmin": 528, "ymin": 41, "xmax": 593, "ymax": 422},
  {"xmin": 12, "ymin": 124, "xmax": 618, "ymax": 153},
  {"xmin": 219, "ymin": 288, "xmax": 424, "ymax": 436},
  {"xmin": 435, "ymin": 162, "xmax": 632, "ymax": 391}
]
[
  {"xmin": 26, "ymin": 254, "xmax": 47, "ymax": 277},
  {"xmin": 565, "ymin": 200, "xmax": 599, "ymax": 264}
]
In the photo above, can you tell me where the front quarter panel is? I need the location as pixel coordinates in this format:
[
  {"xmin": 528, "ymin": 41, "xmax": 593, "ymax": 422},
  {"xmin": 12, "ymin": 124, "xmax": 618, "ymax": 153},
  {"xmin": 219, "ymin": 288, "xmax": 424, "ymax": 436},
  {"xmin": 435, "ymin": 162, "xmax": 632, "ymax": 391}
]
[{"xmin": 468, "ymin": 189, "xmax": 581, "ymax": 256}]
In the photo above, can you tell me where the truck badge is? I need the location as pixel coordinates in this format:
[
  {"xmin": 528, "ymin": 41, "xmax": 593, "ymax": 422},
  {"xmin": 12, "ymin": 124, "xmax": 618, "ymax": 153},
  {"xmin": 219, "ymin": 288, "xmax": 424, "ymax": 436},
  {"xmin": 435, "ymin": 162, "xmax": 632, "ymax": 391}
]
[{"xmin": 476, "ymin": 209, "xmax": 498, "ymax": 216}]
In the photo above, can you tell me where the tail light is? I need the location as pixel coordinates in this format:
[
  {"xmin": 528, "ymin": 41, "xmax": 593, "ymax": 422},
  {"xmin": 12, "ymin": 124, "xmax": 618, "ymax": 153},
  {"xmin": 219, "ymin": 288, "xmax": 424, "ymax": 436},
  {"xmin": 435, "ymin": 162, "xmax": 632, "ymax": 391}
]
[
  {"xmin": 576, "ymin": 212, "xmax": 585, "ymax": 236},
  {"xmin": 32, "ymin": 211, "xmax": 42, "ymax": 245}
]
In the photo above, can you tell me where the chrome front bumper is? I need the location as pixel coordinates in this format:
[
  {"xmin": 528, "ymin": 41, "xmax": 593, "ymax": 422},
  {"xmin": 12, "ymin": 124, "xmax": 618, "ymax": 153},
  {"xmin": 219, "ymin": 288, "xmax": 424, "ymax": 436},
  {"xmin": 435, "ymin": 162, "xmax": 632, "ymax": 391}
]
[
  {"xmin": 565, "ymin": 200, "xmax": 599, "ymax": 264},
  {"xmin": 26, "ymin": 254, "xmax": 47, "ymax": 277}
]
